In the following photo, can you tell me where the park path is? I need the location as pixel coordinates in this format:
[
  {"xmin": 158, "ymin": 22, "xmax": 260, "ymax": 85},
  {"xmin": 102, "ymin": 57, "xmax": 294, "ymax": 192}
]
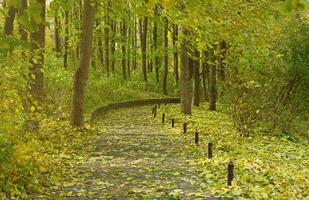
[{"xmin": 44, "ymin": 106, "xmax": 213, "ymax": 199}]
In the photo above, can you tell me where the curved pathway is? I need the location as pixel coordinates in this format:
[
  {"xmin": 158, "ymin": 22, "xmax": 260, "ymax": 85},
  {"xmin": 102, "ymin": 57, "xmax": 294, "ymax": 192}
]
[{"xmin": 44, "ymin": 106, "xmax": 213, "ymax": 199}]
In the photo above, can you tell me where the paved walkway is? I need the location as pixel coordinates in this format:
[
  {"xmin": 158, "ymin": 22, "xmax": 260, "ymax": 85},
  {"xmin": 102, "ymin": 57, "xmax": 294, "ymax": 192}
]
[{"xmin": 42, "ymin": 107, "xmax": 212, "ymax": 199}]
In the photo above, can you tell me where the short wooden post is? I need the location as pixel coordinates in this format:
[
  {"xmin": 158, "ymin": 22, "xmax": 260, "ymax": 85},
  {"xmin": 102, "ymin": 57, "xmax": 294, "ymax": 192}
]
[
  {"xmin": 154, "ymin": 107, "xmax": 157, "ymax": 118},
  {"xmin": 227, "ymin": 161, "xmax": 234, "ymax": 186},
  {"xmin": 183, "ymin": 123, "xmax": 187, "ymax": 133},
  {"xmin": 162, "ymin": 113, "xmax": 165, "ymax": 123},
  {"xmin": 208, "ymin": 141, "xmax": 213, "ymax": 159},
  {"xmin": 172, "ymin": 119, "xmax": 175, "ymax": 128},
  {"xmin": 195, "ymin": 130, "xmax": 199, "ymax": 145}
]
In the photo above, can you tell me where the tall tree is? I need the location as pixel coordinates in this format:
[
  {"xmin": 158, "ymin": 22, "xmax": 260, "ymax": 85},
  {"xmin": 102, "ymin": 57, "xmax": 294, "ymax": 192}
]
[
  {"xmin": 104, "ymin": 8, "xmax": 110, "ymax": 75},
  {"xmin": 202, "ymin": 51, "xmax": 209, "ymax": 101},
  {"xmin": 180, "ymin": 29, "xmax": 192, "ymax": 115},
  {"xmin": 18, "ymin": 0, "xmax": 28, "ymax": 41},
  {"xmin": 140, "ymin": 17, "xmax": 148, "ymax": 82},
  {"xmin": 54, "ymin": 16, "xmax": 61, "ymax": 54},
  {"xmin": 153, "ymin": 5, "xmax": 160, "ymax": 83},
  {"xmin": 71, "ymin": 0, "xmax": 96, "ymax": 126},
  {"xmin": 29, "ymin": 0, "xmax": 46, "ymax": 102},
  {"xmin": 63, "ymin": 10, "xmax": 69, "ymax": 68},
  {"xmin": 208, "ymin": 47, "xmax": 217, "ymax": 111},
  {"xmin": 192, "ymin": 49, "xmax": 200, "ymax": 106},
  {"xmin": 163, "ymin": 18, "xmax": 168, "ymax": 95},
  {"xmin": 173, "ymin": 24, "xmax": 179, "ymax": 83},
  {"xmin": 3, "ymin": 3, "xmax": 16, "ymax": 35},
  {"xmin": 121, "ymin": 21, "xmax": 127, "ymax": 80}
]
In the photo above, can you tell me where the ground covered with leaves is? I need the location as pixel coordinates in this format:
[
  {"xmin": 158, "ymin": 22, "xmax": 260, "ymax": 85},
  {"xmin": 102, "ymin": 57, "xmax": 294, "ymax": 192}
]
[
  {"xmin": 30, "ymin": 104, "xmax": 308, "ymax": 199},
  {"xmin": 34, "ymin": 106, "xmax": 214, "ymax": 199}
]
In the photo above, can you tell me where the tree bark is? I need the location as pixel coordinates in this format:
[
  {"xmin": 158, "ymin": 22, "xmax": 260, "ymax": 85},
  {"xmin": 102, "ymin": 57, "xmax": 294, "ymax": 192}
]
[
  {"xmin": 96, "ymin": 20, "xmax": 104, "ymax": 69},
  {"xmin": 121, "ymin": 21, "xmax": 127, "ymax": 80},
  {"xmin": 29, "ymin": 0, "xmax": 46, "ymax": 102},
  {"xmin": 111, "ymin": 20, "xmax": 116, "ymax": 72},
  {"xmin": 104, "ymin": 12, "xmax": 110, "ymax": 75},
  {"xmin": 153, "ymin": 5, "xmax": 160, "ymax": 83},
  {"xmin": 192, "ymin": 49, "xmax": 200, "ymax": 106},
  {"xmin": 71, "ymin": 0, "xmax": 96, "ymax": 126},
  {"xmin": 4, "ymin": 4, "xmax": 16, "ymax": 35},
  {"xmin": 18, "ymin": 0, "xmax": 28, "ymax": 41},
  {"xmin": 173, "ymin": 24, "xmax": 179, "ymax": 84},
  {"xmin": 64, "ymin": 10, "xmax": 69, "ymax": 68},
  {"xmin": 180, "ymin": 29, "xmax": 192, "ymax": 115},
  {"xmin": 140, "ymin": 18, "xmax": 148, "ymax": 82},
  {"xmin": 208, "ymin": 47, "xmax": 217, "ymax": 111},
  {"xmin": 202, "ymin": 51, "xmax": 209, "ymax": 102},
  {"xmin": 163, "ymin": 18, "xmax": 168, "ymax": 95},
  {"xmin": 54, "ymin": 16, "xmax": 61, "ymax": 54},
  {"xmin": 127, "ymin": 20, "xmax": 131, "ymax": 79}
]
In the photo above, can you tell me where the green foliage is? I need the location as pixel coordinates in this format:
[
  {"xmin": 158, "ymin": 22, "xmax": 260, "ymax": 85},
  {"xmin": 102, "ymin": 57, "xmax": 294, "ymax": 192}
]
[{"xmin": 156, "ymin": 104, "xmax": 309, "ymax": 199}]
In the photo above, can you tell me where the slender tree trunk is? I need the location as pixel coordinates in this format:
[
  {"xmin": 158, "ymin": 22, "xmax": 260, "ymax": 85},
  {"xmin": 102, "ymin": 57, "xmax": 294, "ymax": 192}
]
[
  {"xmin": 4, "ymin": 5, "xmax": 16, "ymax": 35},
  {"xmin": 153, "ymin": 7, "xmax": 159, "ymax": 83},
  {"xmin": 202, "ymin": 51, "xmax": 209, "ymax": 102},
  {"xmin": 111, "ymin": 21, "xmax": 116, "ymax": 72},
  {"xmin": 64, "ymin": 10, "xmax": 69, "ymax": 68},
  {"xmin": 96, "ymin": 20, "xmax": 104, "ymax": 68},
  {"xmin": 19, "ymin": 0, "xmax": 28, "ymax": 41},
  {"xmin": 104, "ymin": 13, "xmax": 110, "ymax": 75},
  {"xmin": 127, "ymin": 21, "xmax": 131, "ymax": 79},
  {"xmin": 219, "ymin": 41, "xmax": 227, "ymax": 82},
  {"xmin": 163, "ymin": 18, "xmax": 168, "ymax": 95},
  {"xmin": 133, "ymin": 15, "xmax": 137, "ymax": 70},
  {"xmin": 140, "ymin": 18, "xmax": 148, "ymax": 82},
  {"xmin": 54, "ymin": 16, "xmax": 61, "ymax": 54},
  {"xmin": 121, "ymin": 21, "xmax": 127, "ymax": 80},
  {"xmin": 180, "ymin": 29, "xmax": 192, "ymax": 115},
  {"xmin": 173, "ymin": 24, "xmax": 179, "ymax": 84},
  {"xmin": 71, "ymin": 0, "xmax": 96, "ymax": 126},
  {"xmin": 193, "ymin": 49, "xmax": 200, "ymax": 106},
  {"xmin": 208, "ymin": 47, "xmax": 217, "ymax": 111},
  {"xmin": 29, "ymin": 0, "xmax": 46, "ymax": 102}
]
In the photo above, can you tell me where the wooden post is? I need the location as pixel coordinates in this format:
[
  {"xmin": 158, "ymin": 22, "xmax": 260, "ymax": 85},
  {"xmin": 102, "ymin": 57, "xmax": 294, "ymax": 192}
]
[
  {"xmin": 208, "ymin": 141, "xmax": 213, "ymax": 159},
  {"xmin": 154, "ymin": 107, "xmax": 157, "ymax": 118},
  {"xmin": 152, "ymin": 106, "xmax": 154, "ymax": 114},
  {"xmin": 183, "ymin": 122, "xmax": 187, "ymax": 133},
  {"xmin": 227, "ymin": 161, "xmax": 234, "ymax": 186},
  {"xmin": 162, "ymin": 113, "xmax": 165, "ymax": 123},
  {"xmin": 172, "ymin": 118, "xmax": 175, "ymax": 128},
  {"xmin": 195, "ymin": 130, "xmax": 199, "ymax": 145}
]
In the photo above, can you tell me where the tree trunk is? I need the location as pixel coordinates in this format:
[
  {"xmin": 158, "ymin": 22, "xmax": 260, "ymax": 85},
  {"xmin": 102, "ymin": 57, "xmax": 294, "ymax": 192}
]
[
  {"xmin": 163, "ymin": 18, "xmax": 168, "ymax": 95},
  {"xmin": 71, "ymin": 0, "xmax": 96, "ymax": 126},
  {"xmin": 208, "ymin": 47, "xmax": 217, "ymax": 111},
  {"xmin": 140, "ymin": 18, "xmax": 148, "ymax": 82},
  {"xmin": 4, "ymin": 5, "xmax": 16, "ymax": 35},
  {"xmin": 96, "ymin": 20, "xmax": 104, "ymax": 68},
  {"xmin": 202, "ymin": 51, "xmax": 209, "ymax": 102},
  {"xmin": 121, "ymin": 22, "xmax": 127, "ymax": 80},
  {"xmin": 133, "ymin": 15, "xmax": 137, "ymax": 70},
  {"xmin": 192, "ymin": 49, "xmax": 200, "ymax": 106},
  {"xmin": 180, "ymin": 29, "xmax": 192, "ymax": 115},
  {"xmin": 64, "ymin": 10, "xmax": 69, "ymax": 68},
  {"xmin": 54, "ymin": 16, "xmax": 61, "ymax": 54},
  {"xmin": 173, "ymin": 24, "xmax": 179, "ymax": 84},
  {"xmin": 18, "ymin": 0, "xmax": 28, "ymax": 41},
  {"xmin": 111, "ymin": 20, "xmax": 116, "ymax": 72},
  {"xmin": 219, "ymin": 40, "xmax": 227, "ymax": 82},
  {"xmin": 29, "ymin": 0, "xmax": 46, "ymax": 102},
  {"xmin": 104, "ymin": 13, "xmax": 110, "ymax": 75},
  {"xmin": 127, "ymin": 21, "xmax": 131, "ymax": 79},
  {"xmin": 153, "ymin": 6, "xmax": 160, "ymax": 83}
]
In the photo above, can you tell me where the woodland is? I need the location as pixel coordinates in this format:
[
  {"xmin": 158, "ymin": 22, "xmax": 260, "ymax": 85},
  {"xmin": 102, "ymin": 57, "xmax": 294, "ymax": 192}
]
[{"xmin": 0, "ymin": 0, "xmax": 308, "ymax": 199}]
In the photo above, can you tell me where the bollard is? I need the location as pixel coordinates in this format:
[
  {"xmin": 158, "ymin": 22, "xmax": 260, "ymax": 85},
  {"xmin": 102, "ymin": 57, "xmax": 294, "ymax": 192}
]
[
  {"xmin": 208, "ymin": 141, "xmax": 213, "ymax": 159},
  {"xmin": 227, "ymin": 161, "xmax": 234, "ymax": 186},
  {"xmin": 172, "ymin": 118, "xmax": 175, "ymax": 128},
  {"xmin": 162, "ymin": 113, "xmax": 165, "ymax": 123},
  {"xmin": 195, "ymin": 130, "xmax": 199, "ymax": 145},
  {"xmin": 154, "ymin": 107, "xmax": 157, "ymax": 118},
  {"xmin": 183, "ymin": 123, "xmax": 187, "ymax": 133}
]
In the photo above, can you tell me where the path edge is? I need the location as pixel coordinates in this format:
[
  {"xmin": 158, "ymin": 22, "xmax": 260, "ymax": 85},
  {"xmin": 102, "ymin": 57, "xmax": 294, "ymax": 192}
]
[{"xmin": 90, "ymin": 98, "xmax": 180, "ymax": 121}]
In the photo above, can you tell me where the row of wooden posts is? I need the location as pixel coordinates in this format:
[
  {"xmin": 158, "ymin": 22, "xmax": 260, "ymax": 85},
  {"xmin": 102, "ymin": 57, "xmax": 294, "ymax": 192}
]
[{"xmin": 152, "ymin": 104, "xmax": 234, "ymax": 186}]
